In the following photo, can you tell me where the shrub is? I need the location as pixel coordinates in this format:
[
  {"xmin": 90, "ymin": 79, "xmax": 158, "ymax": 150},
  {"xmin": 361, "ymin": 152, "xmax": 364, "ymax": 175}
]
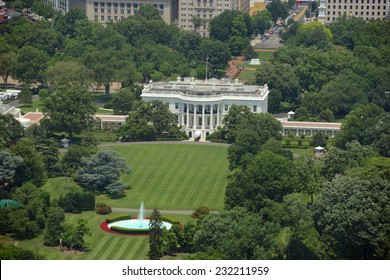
[
  {"xmin": 58, "ymin": 192, "xmax": 95, "ymax": 213},
  {"xmin": 191, "ymin": 206, "xmax": 210, "ymax": 218},
  {"xmin": 95, "ymin": 202, "xmax": 112, "ymax": 215},
  {"xmin": 285, "ymin": 139, "xmax": 291, "ymax": 146}
]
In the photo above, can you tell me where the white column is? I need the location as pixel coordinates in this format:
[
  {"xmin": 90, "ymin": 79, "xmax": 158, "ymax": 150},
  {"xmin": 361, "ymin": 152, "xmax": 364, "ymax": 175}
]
[
  {"xmin": 187, "ymin": 104, "xmax": 190, "ymax": 127},
  {"xmin": 210, "ymin": 104, "xmax": 214, "ymax": 130},
  {"xmin": 217, "ymin": 104, "xmax": 220, "ymax": 127},
  {"xmin": 181, "ymin": 103, "xmax": 184, "ymax": 127},
  {"xmin": 194, "ymin": 104, "xmax": 197, "ymax": 129},
  {"xmin": 202, "ymin": 105, "xmax": 205, "ymax": 130}
]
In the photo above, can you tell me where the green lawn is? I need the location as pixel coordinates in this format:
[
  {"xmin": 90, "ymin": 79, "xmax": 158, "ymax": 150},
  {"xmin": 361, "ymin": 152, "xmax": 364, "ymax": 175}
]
[
  {"xmin": 19, "ymin": 97, "xmax": 43, "ymax": 113},
  {"xmin": 97, "ymin": 144, "xmax": 230, "ymax": 211},
  {"xmin": 257, "ymin": 51, "xmax": 274, "ymax": 61},
  {"xmin": 17, "ymin": 211, "xmax": 195, "ymax": 260}
]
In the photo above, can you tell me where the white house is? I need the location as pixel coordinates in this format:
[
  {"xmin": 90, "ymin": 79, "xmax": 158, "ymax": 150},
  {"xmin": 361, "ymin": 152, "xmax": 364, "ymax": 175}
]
[{"xmin": 141, "ymin": 77, "xmax": 269, "ymax": 140}]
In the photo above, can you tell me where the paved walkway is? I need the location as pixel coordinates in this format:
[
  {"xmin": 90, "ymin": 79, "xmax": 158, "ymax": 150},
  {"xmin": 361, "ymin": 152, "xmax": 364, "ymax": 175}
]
[{"xmin": 112, "ymin": 207, "xmax": 218, "ymax": 215}]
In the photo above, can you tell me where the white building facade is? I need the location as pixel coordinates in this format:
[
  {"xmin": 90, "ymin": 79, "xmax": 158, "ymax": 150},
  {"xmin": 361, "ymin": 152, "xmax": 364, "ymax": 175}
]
[{"xmin": 141, "ymin": 77, "xmax": 269, "ymax": 140}]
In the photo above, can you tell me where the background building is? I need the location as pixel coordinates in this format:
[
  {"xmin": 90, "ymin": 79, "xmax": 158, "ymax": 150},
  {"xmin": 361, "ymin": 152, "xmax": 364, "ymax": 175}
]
[
  {"xmin": 178, "ymin": 0, "xmax": 250, "ymax": 37},
  {"xmin": 70, "ymin": 0, "xmax": 178, "ymax": 24},
  {"xmin": 141, "ymin": 77, "xmax": 269, "ymax": 140},
  {"xmin": 324, "ymin": 0, "xmax": 390, "ymax": 22}
]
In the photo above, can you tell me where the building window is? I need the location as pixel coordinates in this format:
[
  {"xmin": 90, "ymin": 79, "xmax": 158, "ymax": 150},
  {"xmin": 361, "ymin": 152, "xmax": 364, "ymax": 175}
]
[
  {"xmin": 224, "ymin": 104, "xmax": 229, "ymax": 111},
  {"xmin": 253, "ymin": 106, "xmax": 257, "ymax": 112},
  {"xmin": 94, "ymin": 15, "xmax": 98, "ymax": 21},
  {"xmin": 175, "ymin": 103, "xmax": 179, "ymax": 110},
  {"xmin": 101, "ymin": 15, "xmax": 104, "ymax": 21}
]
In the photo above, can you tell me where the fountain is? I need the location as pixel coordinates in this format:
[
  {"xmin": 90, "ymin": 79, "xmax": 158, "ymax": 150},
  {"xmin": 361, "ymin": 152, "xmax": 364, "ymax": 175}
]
[{"xmin": 107, "ymin": 202, "xmax": 172, "ymax": 232}]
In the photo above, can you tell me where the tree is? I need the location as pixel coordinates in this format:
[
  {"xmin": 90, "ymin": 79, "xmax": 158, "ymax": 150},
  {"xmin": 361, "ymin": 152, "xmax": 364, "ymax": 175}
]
[
  {"xmin": 36, "ymin": 138, "xmax": 60, "ymax": 178},
  {"xmin": 252, "ymin": 10, "xmax": 272, "ymax": 36},
  {"xmin": 0, "ymin": 150, "xmax": 23, "ymax": 189},
  {"xmin": 197, "ymin": 39, "xmax": 231, "ymax": 75},
  {"xmin": 313, "ymin": 176, "xmax": 390, "ymax": 259},
  {"xmin": 227, "ymin": 113, "xmax": 283, "ymax": 169},
  {"xmin": 11, "ymin": 182, "xmax": 51, "ymax": 230},
  {"xmin": 42, "ymin": 86, "xmax": 96, "ymax": 138},
  {"xmin": 225, "ymin": 151, "xmax": 296, "ymax": 212},
  {"xmin": 54, "ymin": 8, "xmax": 88, "ymax": 38},
  {"xmin": 10, "ymin": 139, "xmax": 46, "ymax": 187},
  {"xmin": 162, "ymin": 229, "xmax": 179, "ymax": 256},
  {"xmin": 294, "ymin": 158, "xmax": 324, "ymax": 204},
  {"xmin": 335, "ymin": 103, "xmax": 385, "ymax": 149},
  {"xmin": 18, "ymin": 84, "xmax": 32, "ymax": 105},
  {"xmin": 193, "ymin": 208, "xmax": 280, "ymax": 259},
  {"xmin": 228, "ymin": 14, "xmax": 250, "ymax": 56},
  {"xmin": 44, "ymin": 207, "xmax": 65, "ymax": 246},
  {"xmin": 148, "ymin": 208, "xmax": 164, "ymax": 260},
  {"xmin": 293, "ymin": 107, "xmax": 309, "ymax": 121},
  {"xmin": 0, "ymin": 114, "xmax": 24, "ymax": 149},
  {"xmin": 13, "ymin": 46, "xmax": 49, "ymax": 84},
  {"xmin": 61, "ymin": 145, "xmax": 97, "ymax": 176},
  {"xmin": 61, "ymin": 219, "xmax": 90, "ymax": 251},
  {"xmin": 319, "ymin": 109, "xmax": 334, "ymax": 122},
  {"xmin": 111, "ymin": 88, "xmax": 137, "ymax": 115},
  {"xmin": 136, "ymin": 4, "xmax": 161, "ymax": 21},
  {"xmin": 267, "ymin": 0, "xmax": 288, "ymax": 24},
  {"xmin": 45, "ymin": 61, "xmax": 93, "ymax": 89},
  {"xmin": 221, "ymin": 104, "xmax": 252, "ymax": 143},
  {"xmin": 191, "ymin": 15, "xmax": 202, "ymax": 32},
  {"xmin": 77, "ymin": 149, "xmax": 130, "ymax": 196},
  {"xmin": 256, "ymin": 63, "xmax": 300, "ymax": 104},
  {"xmin": 0, "ymin": 52, "xmax": 17, "ymax": 86},
  {"xmin": 310, "ymin": 132, "xmax": 327, "ymax": 147}
]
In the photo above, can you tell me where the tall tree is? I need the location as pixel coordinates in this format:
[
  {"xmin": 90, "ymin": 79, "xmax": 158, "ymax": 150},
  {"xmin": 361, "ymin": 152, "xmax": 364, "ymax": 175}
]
[
  {"xmin": 45, "ymin": 61, "xmax": 94, "ymax": 89},
  {"xmin": 0, "ymin": 150, "xmax": 23, "ymax": 189},
  {"xmin": 61, "ymin": 219, "xmax": 90, "ymax": 251},
  {"xmin": 267, "ymin": 0, "xmax": 288, "ymax": 24},
  {"xmin": 313, "ymin": 176, "xmax": 390, "ymax": 259},
  {"xmin": 77, "ymin": 149, "xmax": 130, "ymax": 196},
  {"xmin": 13, "ymin": 46, "xmax": 49, "ymax": 84},
  {"xmin": 44, "ymin": 207, "xmax": 65, "ymax": 246},
  {"xmin": 10, "ymin": 139, "xmax": 46, "ymax": 187},
  {"xmin": 0, "ymin": 114, "xmax": 24, "ymax": 149},
  {"xmin": 111, "ymin": 88, "xmax": 137, "ymax": 115},
  {"xmin": 0, "ymin": 52, "xmax": 17, "ymax": 86},
  {"xmin": 42, "ymin": 86, "xmax": 96, "ymax": 138},
  {"xmin": 18, "ymin": 84, "xmax": 33, "ymax": 105},
  {"xmin": 148, "ymin": 208, "xmax": 164, "ymax": 260}
]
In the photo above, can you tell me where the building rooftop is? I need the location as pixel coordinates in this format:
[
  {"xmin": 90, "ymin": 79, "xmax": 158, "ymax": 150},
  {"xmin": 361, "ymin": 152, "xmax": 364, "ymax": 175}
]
[{"xmin": 143, "ymin": 77, "xmax": 268, "ymax": 97}]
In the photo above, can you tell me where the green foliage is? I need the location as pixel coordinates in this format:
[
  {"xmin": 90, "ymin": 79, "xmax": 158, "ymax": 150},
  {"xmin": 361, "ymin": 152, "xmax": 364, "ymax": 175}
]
[
  {"xmin": 61, "ymin": 145, "xmax": 97, "ymax": 176},
  {"xmin": 61, "ymin": 218, "xmax": 90, "ymax": 251},
  {"xmin": 335, "ymin": 103, "xmax": 385, "ymax": 149},
  {"xmin": 136, "ymin": 4, "xmax": 162, "ymax": 21},
  {"xmin": 77, "ymin": 149, "xmax": 130, "ymax": 196},
  {"xmin": 44, "ymin": 207, "xmax": 65, "ymax": 246},
  {"xmin": 226, "ymin": 151, "xmax": 296, "ymax": 212},
  {"xmin": 13, "ymin": 45, "xmax": 49, "ymax": 84},
  {"xmin": 148, "ymin": 208, "xmax": 164, "ymax": 260},
  {"xmin": 54, "ymin": 9, "xmax": 88, "ymax": 38},
  {"xmin": 18, "ymin": 84, "xmax": 33, "ymax": 105},
  {"xmin": 58, "ymin": 192, "xmax": 95, "ymax": 213},
  {"xmin": 322, "ymin": 140, "xmax": 376, "ymax": 181},
  {"xmin": 267, "ymin": 0, "xmax": 288, "ymax": 23},
  {"xmin": 42, "ymin": 86, "xmax": 96, "ymax": 138},
  {"xmin": 0, "ymin": 51, "xmax": 17, "ymax": 85},
  {"xmin": 0, "ymin": 243, "xmax": 44, "ymax": 260},
  {"xmin": 191, "ymin": 206, "xmax": 211, "ymax": 219},
  {"xmin": 346, "ymin": 157, "xmax": 390, "ymax": 181},
  {"xmin": 0, "ymin": 150, "xmax": 23, "ymax": 189},
  {"xmin": 10, "ymin": 139, "xmax": 46, "ymax": 187},
  {"xmin": 95, "ymin": 202, "xmax": 112, "ymax": 215},
  {"xmin": 194, "ymin": 208, "xmax": 280, "ymax": 259},
  {"xmin": 252, "ymin": 10, "xmax": 272, "ymax": 36},
  {"xmin": 310, "ymin": 132, "xmax": 327, "ymax": 147},
  {"xmin": 111, "ymin": 88, "xmax": 136, "ymax": 115},
  {"xmin": 45, "ymin": 61, "xmax": 93, "ymax": 89},
  {"xmin": 313, "ymin": 176, "xmax": 390, "ymax": 259},
  {"xmin": 0, "ymin": 113, "xmax": 24, "ymax": 149},
  {"xmin": 227, "ymin": 112, "xmax": 283, "ymax": 169},
  {"xmin": 318, "ymin": 109, "xmax": 334, "ymax": 122}
]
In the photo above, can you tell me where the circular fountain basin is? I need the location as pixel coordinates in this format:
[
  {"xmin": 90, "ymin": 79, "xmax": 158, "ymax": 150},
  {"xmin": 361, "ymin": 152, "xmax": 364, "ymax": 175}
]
[{"xmin": 108, "ymin": 219, "xmax": 172, "ymax": 230}]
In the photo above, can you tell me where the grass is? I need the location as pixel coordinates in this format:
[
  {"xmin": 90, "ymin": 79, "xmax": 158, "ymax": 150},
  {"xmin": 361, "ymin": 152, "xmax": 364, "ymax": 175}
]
[
  {"xmin": 17, "ymin": 211, "xmax": 195, "ymax": 260},
  {"xmin": 237, "ymin": 69, "xmax": 257, "ymax": 83},
  {"xmin": 42, "ymin": 177, "xmax": 83, "ymax": 201},
  {"xmin": 97, "ymin": 144, "xmax": 230, "ymax": 211},
  {"xmin": 257, "ymin": 51, "xmax": 274, "ymax": 61},
  {"xmin": 19, "ymin": 97, "xmax": 43, "ymax": 114}
]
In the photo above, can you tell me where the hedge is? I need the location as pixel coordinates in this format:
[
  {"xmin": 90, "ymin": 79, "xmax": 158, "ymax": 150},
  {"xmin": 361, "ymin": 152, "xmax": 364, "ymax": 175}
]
[{"xmin": 110, "ymin": 226, "xmax": 150, "ymax": 235}]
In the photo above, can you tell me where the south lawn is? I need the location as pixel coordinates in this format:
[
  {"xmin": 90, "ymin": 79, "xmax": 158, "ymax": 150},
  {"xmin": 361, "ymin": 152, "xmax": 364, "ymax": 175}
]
[
  {"xmin": 97, "ymin": 143, "xmax": 230, "ymax": 211},
  {"xmin": 14, "ymin": 143, "xmax": 229, "ymax": 260}
]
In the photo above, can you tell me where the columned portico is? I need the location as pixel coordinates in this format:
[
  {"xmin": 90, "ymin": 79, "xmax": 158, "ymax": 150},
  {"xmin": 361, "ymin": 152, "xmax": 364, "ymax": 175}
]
[{"xmin": 141, "ymin": 77, "xmax": 269, "ymax": 140}]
